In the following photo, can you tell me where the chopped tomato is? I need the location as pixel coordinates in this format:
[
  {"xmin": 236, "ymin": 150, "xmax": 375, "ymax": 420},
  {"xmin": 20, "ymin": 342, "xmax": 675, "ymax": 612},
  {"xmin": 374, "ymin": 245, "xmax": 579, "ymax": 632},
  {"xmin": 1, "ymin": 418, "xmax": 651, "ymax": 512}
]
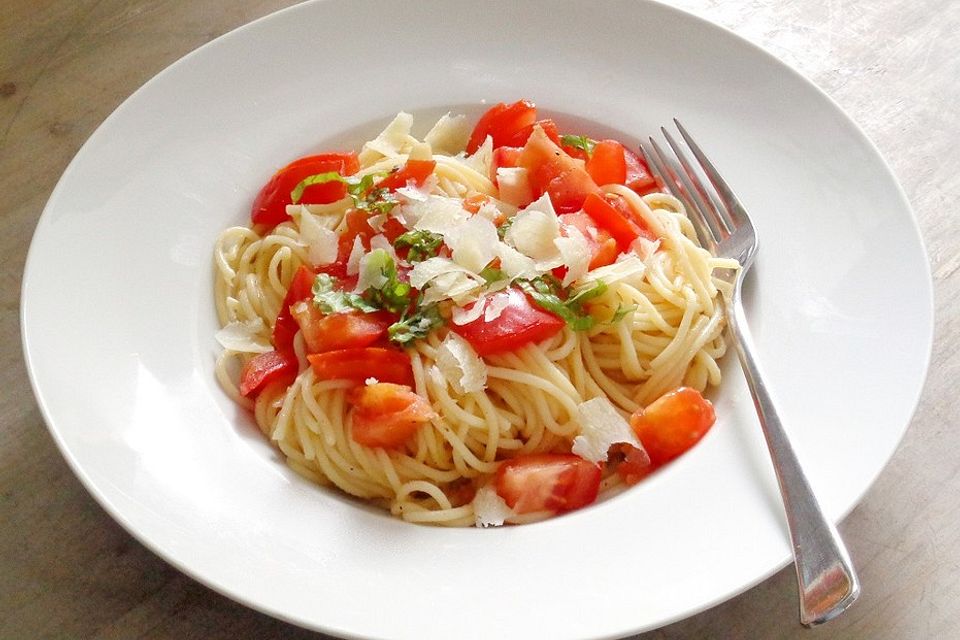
[
  {"xmin": 559, "ymin": 212, "xmax": 619, "ymax": 269},
  {"xmin": 462, "ymin": 193, "xmax": 491, "ymax": 214},
  {"xmin": 503, "ymin": 118, "xmax": 562, "ymax": 148},
  {"xmin": 495, "ymin": 454, "xmax": 601, "ymax": 514},
  {"xmin": 585, "ymin": 140, "xmax": 628, "ymax": 186},
  {"xmin": 378, "ymin": 159, "xmax": 436, "ymax": 190},
  {"xmin": 491, "ymin": 145, "xmax": 522, "ymax": 181},
  {"xmin": 349, "ymin": 383, "xmax": 435, "ymax": 449},
  {"xmin": 307, "ymin": 347, "xmax": 413, "ymax": 386},
  {"xmin": 239, "ymin": 350, "xmax": 298, "ymax": 398},
  {"xmin": 519, "ymin": 125, "xmax": 600, "ymax": 213},
  {"xmin": 381, "ymin": 217, "xmax": 407, "ymax": 243},
  {"xmin": 611, "ymin": 443, "xmax": 653, "ymax": 485},
  {"xmin": 582, "ymin": 192, "xmax": 657, "ymax": 250},
  {"xmin": 466, "ymin": 100, "xmax": 537, "ymax": 154},
  {"xmin": 291, "ymin": 303, "xmax": 394, "ymax": 354},
  {"xmin": 630, "ymin": 387, "xmax": 716, "ymax": 466},
  {"xmin": 251, "ymin": 153, "xmax": 359, "ymax": 228},
  {"xmin": 272, "ymin": 265, "xmax": 317, "ymax": 352},
  {"xmin": 624, "ymin": 147, "xmax": 658, "ymax": 194},
  {"xmin": 336, "ymin": 209, "xmax": 375, "ymax": 262},
  {"xmin": 452, "ymin": 288, "xmax": 565, "ymax": 356}
]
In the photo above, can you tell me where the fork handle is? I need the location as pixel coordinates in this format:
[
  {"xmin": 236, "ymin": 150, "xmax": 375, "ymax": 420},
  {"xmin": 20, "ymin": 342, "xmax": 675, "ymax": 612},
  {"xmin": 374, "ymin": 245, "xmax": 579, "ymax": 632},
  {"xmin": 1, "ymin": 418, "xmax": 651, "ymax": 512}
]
[{"xmin": 726, "ymin": 288, "xmax": 860, "ymax": 626}]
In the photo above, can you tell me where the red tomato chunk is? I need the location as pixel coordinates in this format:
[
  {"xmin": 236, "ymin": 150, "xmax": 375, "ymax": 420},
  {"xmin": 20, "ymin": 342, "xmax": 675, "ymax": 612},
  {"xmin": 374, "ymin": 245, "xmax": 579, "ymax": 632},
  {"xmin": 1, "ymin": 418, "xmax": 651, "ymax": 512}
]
[{"xmin": 495, "ymin": 454, "xmax": 601, "ymax": 514}]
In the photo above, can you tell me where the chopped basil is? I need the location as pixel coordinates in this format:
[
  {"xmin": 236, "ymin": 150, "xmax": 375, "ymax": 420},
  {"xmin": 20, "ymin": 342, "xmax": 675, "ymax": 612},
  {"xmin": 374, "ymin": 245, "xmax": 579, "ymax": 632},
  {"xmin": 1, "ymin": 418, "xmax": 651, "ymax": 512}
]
[
  {"xmin": 609, "ymin": 303, "xmax": 638, "ymax": 324},
  {"xmin": 312, "ymin": 273, "xmax": 379, "ymax": 314},
  {"xmin": 388, "ymin": 302, "xmax": 443, "ymax": 345},
  {"xmin": 290, "ymin": 171, "xmax": 398, "ymax": 214},
  {"xmin": 359, "ymin": 251, "xmax": 412, "ymax": 315},
  {"xmin": 560, "ymin": 134, "xmax": 596, "ymax": 157},
  {"xmin": 516, "ymin": 275, "xmax": 607, "ymax": 331},
  {"xmin": 479, "ymin": 266, "xmax": 507, "ymax": 284},
  {"xmin": 497, "ymin": 216, "xmax": 515, "ymax": 240},
  {"xmin": 394, "ymin": 230, "xmax": 444, "ymax": 263}
]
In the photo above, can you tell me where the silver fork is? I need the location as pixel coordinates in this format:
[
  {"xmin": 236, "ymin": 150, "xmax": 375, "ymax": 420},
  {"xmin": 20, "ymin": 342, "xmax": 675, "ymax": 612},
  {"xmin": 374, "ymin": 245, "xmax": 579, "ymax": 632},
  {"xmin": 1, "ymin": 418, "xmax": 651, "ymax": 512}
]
[{"xmin": 641, "ymin": 121, "xmax": 860, "ymax": 627}]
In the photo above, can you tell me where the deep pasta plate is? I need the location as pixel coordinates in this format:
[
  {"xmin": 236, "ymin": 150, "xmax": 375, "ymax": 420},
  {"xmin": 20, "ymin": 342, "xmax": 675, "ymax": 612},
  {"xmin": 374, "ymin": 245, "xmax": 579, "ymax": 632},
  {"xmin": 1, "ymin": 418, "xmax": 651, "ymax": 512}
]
[{"xmin": 21, "ymin": 1, "xmax": 932, "ymax": 639}]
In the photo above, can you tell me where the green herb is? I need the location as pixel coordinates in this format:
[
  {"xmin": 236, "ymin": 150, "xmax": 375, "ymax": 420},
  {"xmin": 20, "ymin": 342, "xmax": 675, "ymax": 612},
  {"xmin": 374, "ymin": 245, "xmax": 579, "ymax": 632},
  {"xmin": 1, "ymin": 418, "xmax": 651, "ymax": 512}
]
[
  {"xmin": 479, "ymin": 266, "xmax": 507, "ymax": 284},
  {"xmin": 560, "ymin": 134, "xmax": 596, "ymax": 157},
  {"xmin": 609, "ymin": 303, "xmax": 638, "ymax": 324},
  {"xmin": 312, "ymin": 273, "xmax": 379, "ymax": 314},
  {"xmin": 394, "ymin": 230, "xmax": 444, "ymax": 263},
  {"xmin": 516, "ymin": 275, "xmax": 607, "ymax": 331},
  {"xmin": 497, "ymin": 216, "xmax": 516, "ymax": 240},
  {"xmin": 290, "ymin": 171, "xmax": 398, "ymax": 214},
  {"xmin": 388, "ymin": 302, "xmax": 443, "ymax": 345},
  {"xmin": 357, "ymin": 249, "xmax": 412, "ymax": 315}
]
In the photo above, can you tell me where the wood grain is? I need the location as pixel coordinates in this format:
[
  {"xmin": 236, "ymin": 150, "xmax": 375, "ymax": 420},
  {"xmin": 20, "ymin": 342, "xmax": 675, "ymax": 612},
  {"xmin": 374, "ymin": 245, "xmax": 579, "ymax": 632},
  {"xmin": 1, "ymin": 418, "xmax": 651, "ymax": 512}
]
[{"xmin": 2, "ymin": 1, "xmax": 957, "ymax": 638}]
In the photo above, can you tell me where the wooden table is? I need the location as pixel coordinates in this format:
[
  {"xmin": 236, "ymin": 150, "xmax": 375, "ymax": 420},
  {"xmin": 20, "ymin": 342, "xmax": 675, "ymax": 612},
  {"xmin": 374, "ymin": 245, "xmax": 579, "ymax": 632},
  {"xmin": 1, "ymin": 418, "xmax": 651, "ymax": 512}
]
[{"xmin": 2, "ymin": 1, "xmax": 957, "ymax": 638}]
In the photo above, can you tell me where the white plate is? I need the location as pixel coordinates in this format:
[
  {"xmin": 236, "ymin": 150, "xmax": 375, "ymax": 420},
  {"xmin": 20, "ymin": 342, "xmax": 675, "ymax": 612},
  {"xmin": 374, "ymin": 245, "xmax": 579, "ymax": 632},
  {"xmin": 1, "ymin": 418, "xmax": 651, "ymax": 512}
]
[{"xmin": 21, "ymin": 1, "xmax": 932, "ymax": 638}]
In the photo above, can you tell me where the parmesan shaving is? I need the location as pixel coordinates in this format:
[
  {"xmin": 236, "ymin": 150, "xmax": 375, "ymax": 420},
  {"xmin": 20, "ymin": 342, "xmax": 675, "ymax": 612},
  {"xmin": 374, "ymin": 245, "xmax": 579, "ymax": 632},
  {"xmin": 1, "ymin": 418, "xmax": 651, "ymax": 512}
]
[
  {"xmin": 505, "ymin": 194, "xmax": 563, "ymax": 265},
  {"xmin": 554, "ymin": 227, "xmax": 591, "ymax": 287},
  {"xmin": 346, "ymin": 235, "xmax": 365, "ymax": 276},
  {"xmin": 576, "ymin": 254, "xmax": 646, "ymax": 289},
  {"xmin": 462, "ymin": 135, "xmax": 493, "ymax": 177},
  {"xmin": 355, "ymin": 248, "xmax": 391, "ymax": 292},
  {"xmin": 572, "ymin": 397, "xmax": 645, "ymax": 463},
  {"xmin": 496, "ymin": 167, "xmax": 534, "ymax": 208},
  {"xmin": 484, "ymin": 294, "xmax": 510, "ymax": 321},
  {"xmin": 436, "ymin": 333, "xmax": 487, "ymax": 394},
  {"xmin": 369, "ymin": 233, "xmax": 400, "ymax": 263},
  {"xmin": 214, "ymin": 318, "xmax": 272, "ymax": 353},
  {"xmin": 451, "ymin": 296, "xmax": 486, "ymax": 326},
  {"xmin": 445, "ymin": 215, "xmax": 500, "ymax": 273},
  {"xmin": 424, "ymin": 113, "xmax": 470, "ymax": 155},
  {"xmin": 473, "ymin": 485, "xmax": 514, "ymax": 528},
  {"xmin": 358, "ymin": 111, "xmax": 417, "ymax": 164},
  {"xmin": 408, "ymin": 196, "xmax": 471, "ymax": 236}
]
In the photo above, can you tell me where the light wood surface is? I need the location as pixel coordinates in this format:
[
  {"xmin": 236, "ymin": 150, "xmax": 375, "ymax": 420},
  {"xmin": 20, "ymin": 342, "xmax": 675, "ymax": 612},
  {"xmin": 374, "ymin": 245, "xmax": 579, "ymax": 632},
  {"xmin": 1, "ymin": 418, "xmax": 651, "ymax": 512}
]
[{"xmin": 2, "ymin": 1, "xmax": 957, "ymax": 638}]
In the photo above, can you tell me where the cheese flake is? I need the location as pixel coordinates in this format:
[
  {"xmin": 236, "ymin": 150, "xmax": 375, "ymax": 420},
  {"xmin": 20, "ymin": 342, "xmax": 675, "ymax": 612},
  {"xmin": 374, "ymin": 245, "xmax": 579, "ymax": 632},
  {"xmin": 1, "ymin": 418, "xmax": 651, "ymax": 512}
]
[
  {"xmin": 297, "ymin": 206, "xmax": 338, "ymax": 266},
  {"xmin": 215, "ymin": 318, "xmax": 272, "ymax": 353},
  {"xmin": 473, "ymin": 485, "xmax": 515, "ymax": 528},
  {"xmin": 436, "ymin": 333, "xmax": 487, "ymax": 394},
  {"xmin": 424, "ymin": 113, "xmax": 470, "ymax": 155},
  {"xmin": 572, "ymin": 397, "xmax": 646, "ymax": 463}
]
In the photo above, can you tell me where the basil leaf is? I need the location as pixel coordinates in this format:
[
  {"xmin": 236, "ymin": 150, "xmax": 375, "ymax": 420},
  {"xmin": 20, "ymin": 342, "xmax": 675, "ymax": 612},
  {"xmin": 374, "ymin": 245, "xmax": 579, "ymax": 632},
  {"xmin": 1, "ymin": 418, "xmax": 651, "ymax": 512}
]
[
  {"xmin": 479, "ymin": 266, "xmax": 507, "ymax": 284},
  {"xmin": 394, "ymin": 230, "xmax": 444, "ymax": 263},
  {"xmin": 516, "ymin": 276, "xmax": 607, "ymax": 331},
  {"xmin": 290, "ymin": 172, "xmax": 346, "ymax": 204},
  {"xmin": 357, "ymin": 251, "xmax": 412, "ymax": 315},
  {"xmin": 609, "ymin": 303, "xmax": 637, "ymax": 324},
  {"xmin": 560, "ymin": 134, "xmax": 596, "ymax": 157},
  {"xmin": 388, "ymin": 303, "xmax": 443, "ymax": 345},
  {"xmin": 312, "ymin": 273, "xmax": 379, "ymax": 314}
]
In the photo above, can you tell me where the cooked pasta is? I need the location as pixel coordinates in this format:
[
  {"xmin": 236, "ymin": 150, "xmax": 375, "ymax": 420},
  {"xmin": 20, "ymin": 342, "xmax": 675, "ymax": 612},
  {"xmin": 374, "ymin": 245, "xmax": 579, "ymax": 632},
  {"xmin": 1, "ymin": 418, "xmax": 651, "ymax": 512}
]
[{"xmin": 213, "ymin": 101, "xmax": 738, "ymax": 526}]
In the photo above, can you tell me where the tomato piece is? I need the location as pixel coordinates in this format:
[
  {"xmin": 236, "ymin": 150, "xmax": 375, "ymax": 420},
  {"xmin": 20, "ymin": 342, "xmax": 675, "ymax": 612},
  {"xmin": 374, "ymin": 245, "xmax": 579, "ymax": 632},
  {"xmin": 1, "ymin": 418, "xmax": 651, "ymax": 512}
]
[
  {"xmin": 582, "ymin": 192, "xmax": 650, "ymax": 250},
  {"xmin": 251, "ymin": 152, "xmax": 359, "ymax": 228},
  {"xmin": 503, "ymin": 118, "xmax": 562, "ymax": 148},
  {"xmin": 307, "ymin": 347, "xmax": 413, "ymax": 385},
  {"xmin": 495, "ymin": 454, "xmax": 601, "ymax": 514},
  {"xmin": 239, "ymin": 350, "xmax": 298, "ymax": 398},
  {"xmin": 586, "ymin": 140, "xmax": 628, "ymax": 186},
  {"xmin": 452, "ymin": 288, "xmax": 565, "ymax": 356},
  {"xmin": 491, "ymin": 145, "xmax": 523, "ymax": 181},
  {"xmin": 272, "ymin": 265, "xmax": 317, "ymax": 352},
  {"xmin": 291, "ymin": 303, "xmax": 393, "ymax": 354},
  {"xmin": 349, "ymin": 383, "xmax": 435, "ymax": 449},
  {"xmin": 466, "ymin": 100, "xmax": 537, "ymax": 154},
  {"xmin": 336, "ymin": 208, "xmax": 375, "ymax": 262},
  {"xmin": 519, "ymin": 125, "xmax": 600, "ymax": 213},
  {"xmin": 630, "ymin": 387, "xmax": 716, "ymax": 466},
  {"xmin": 381, "ymin": 217, "xmax": 407, "ymax": 243},
  {"xmin": 377, "ymin": 159, "xmax": 436, "ymax": 190},
  {"xmin": 624, "ymin": 147, "xmax": 658, "ymax": 194},
  {"xmin": 559, "ymin": 212, "xmax": 619, "ymax": 269},
  {"xmin": 611, "ymin": 443, "xmax": 653, "ymax": 485}
]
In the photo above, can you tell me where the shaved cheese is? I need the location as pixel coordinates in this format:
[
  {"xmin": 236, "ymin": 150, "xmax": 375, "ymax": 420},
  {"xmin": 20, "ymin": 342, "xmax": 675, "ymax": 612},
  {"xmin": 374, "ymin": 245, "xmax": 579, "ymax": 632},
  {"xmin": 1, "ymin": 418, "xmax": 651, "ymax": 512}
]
[
  {"xmin": 576, "ymin": 254, "xmax": 646, "ymax": 289},
  {"xmin": 369, "ymin": 233, "xmax": 400, "ymax": 263},
  {"xmin": 424, "ymin": 113, "xmax": 470, "ymax": 155},
  {"xmin": 555, "ymin": 227, "xmax": 591, "ymax": 286},
  {"xmin": 359, "ymin": 112, "xmax": 417, "ymax": 164},
  {"xmin": 346, "ymin": 235, "xmax": 365, "ymax": 276},
  {"xmin": 215, "ymin": 318, "xmax": 272, "ymax": 353},
  {"xmin": 462, "ymin": 135, "xmax": 493, "ymax": 176},
  {"xmin": 496, "ymin": 167, "xmax": 533, "ymax": 207},
  {"xmin": 366, "ymin": 213, "xmax": 388, "ymax": 233},
  {"xmin": 355, "ymin": 248, "xmax": 391, "ymax": 292},
  {"xmin": 408, "ymin": 257, "xmax": 472, "ymax": 289},
  {"xmin": 297, "ymin": 206, "xmax": 338, "ymax": 265},
  {"xmin": 422, "ymin": 271, "xmax": 482, "ymax": 305},
  {"xmin": 572, "ymin": 397, "xmax": 645, "ymax": 463},
  {"xmin": 445, "ymin": 215, "xmax": 500, "ymax": 273},
  {"xmin": 436, "ymin": 333, "xmax": 487, "ymax": 394},
  {"xmin": 451, "ymin": 296, "xmax": 486, "ymax": 325},
  {"xmin": 484, "ymin": 293, "xmax": 510, "ymax": 321},
  {"xmin": 633, "ymin": 236, "xmax": 661, "ymax": 261},
  {"xmin": 286, "ymin": 202, "xmax": 347, "ymax": 226},
  {"xmin": 407, "ymin": 195, "xmax": 471, "ymax": 236},
  {"xmin": 505, "ymin": 195, "xmax": 565, "ymax": 271},
  {"xmin": 396, "ymin": 185, "xmax": 429, "ymax": 202},
  {"xmin": 497, "ymin": 243, "xmax": 540, "ymax": 280},
  {"xmin": 473, "ymin": 485, "xmax": 514, "ymax": 528},
  {"xmin": 407, "ymin": 141, "xmax": 433, "ymax": 162}
]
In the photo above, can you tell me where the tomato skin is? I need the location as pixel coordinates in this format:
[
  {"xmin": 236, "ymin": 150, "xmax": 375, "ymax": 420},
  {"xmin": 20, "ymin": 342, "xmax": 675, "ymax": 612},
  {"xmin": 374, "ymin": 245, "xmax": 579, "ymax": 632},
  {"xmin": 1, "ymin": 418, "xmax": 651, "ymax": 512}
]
[
  {"xmin": 349, "ymin": 383, "xmax": 435, "ymax": 449},
  {"xmin": 307, "ymin": 347, "xmax": 413, "ymax": 386},
  {"xmin": 272, "ymin": 265, "xmax": 318, "ymax": 352},
  {"xmin": 503, "ymin": 118, "xmax": 562, "ymax": 148},
  {"xmin": 251, "ymin": 153, "xmax": 359, "ymax": 228},
  {"xmin": 558, "ymin": 212, "xmax": 619, "ymax": 269},
  {"xmin": 378, "ymin": 159, "xmax": 436, "ymax": 190},
  {"xmin": 452, "ymin": 288, "xmax": 565, "ymax": 357},
  {"xmin": 630, "ymin": 387, "xmax": 716, "ymax": 466},
  {"xmin": 586, "ymin": 140, "xmax": 628, "ymax": 186},
  {"xmin": 492, "ymin": 146, "xmax": 523, "ymax": 181},
  {"xmin": 519, "ymin": 125, "xmax": 600, "ymax": 213},
  {"xmin": 612, "ymin": 443, "xmax": 653, "ymax": 485},
  {"xmin": 495, "ymin": 454, "xmax": 601, "ymax": 514},
  {"xmin": 466, "ymin": 100, "xmax": 538, "ymax": 154},
  {"xmin": 291, "ymin": 303, "xmax": 394, "ymax": 354},
  {"xmin": 336, "ymin": 209, "xmax": 375, "ymax": 263},
  {"xmin": 624, "ymin": 147, "xmax": 658, "ymax": 194},
  {"xmin": 581, "ymin": 192, "xmax": 657, "ymax": 250},
  {"xmin": 239, "ymin": 350, "xmax": 298, "ymax": 398}
]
